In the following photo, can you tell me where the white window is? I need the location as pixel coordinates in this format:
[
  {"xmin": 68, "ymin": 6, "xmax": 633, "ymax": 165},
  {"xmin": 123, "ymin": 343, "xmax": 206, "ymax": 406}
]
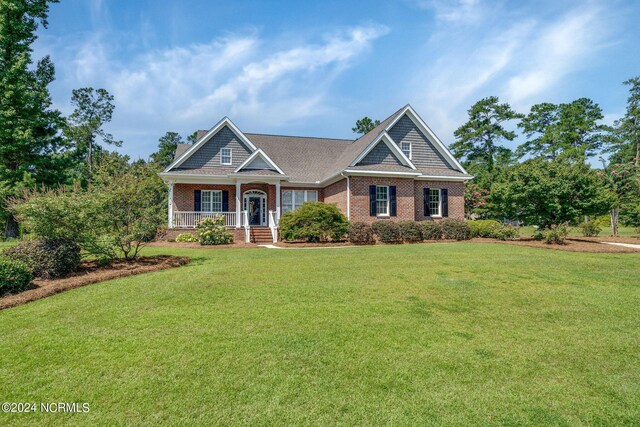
[
  {"xmin": 220, "ymin": 148, "xmax": 232, "ymax": 165},
  {"xmin": 401, "ymin": 142, "xmax": 411, "ymax": 159},
  {"xmin": 429, "ymin": 188, "xmax": 441, "ymax": 217},
  {"xmin": 282, "ymin": 190, "xmax": 318, "ymax": 213},
  {"xmin": 376, "ymin": 186, "xmax": 389, "ymax": 216},
  {"xmin": 202, "ymin": 190, "xmax": 223, "ymax": 212}
]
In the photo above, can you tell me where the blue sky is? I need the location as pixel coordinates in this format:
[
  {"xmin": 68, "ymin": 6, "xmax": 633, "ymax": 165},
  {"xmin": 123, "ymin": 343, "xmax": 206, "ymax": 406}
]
[{"xmin": 35, "ymin": 0, "xmax": 640, "ymax": 161}]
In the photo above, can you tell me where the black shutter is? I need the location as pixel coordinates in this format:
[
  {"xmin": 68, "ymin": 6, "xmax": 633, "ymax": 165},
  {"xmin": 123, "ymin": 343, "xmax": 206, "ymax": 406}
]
[
  {"xmin": 389, "ymin": 186, "xmax": 397, "ymax": 217},
  {"xmin": 194, "ymin": 190, "xmax": 201, "ymax": 212},
  {"xmin": 222, "ymin": 190, "xmax": 229, "ymax": 212},
  {"xmin": 369, "ymin": 185, "xmax": 377, "ymax": 216},
  {"xmin": 441, "ymin": 188, "xmax": 449, "ymax": 217},
  {"xmin": 423, "ymin": 188, "xmax": 431, "ymax": 217}
]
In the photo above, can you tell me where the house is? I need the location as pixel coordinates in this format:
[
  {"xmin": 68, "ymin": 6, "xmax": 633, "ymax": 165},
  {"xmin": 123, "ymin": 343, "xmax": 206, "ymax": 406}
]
[{"xmin": 159, "ymin": 105, "xmax": 472, "ymax": 243}]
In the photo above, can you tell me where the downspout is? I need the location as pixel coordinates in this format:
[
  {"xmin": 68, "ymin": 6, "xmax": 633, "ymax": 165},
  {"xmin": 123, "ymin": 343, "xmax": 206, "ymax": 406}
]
[{"xmin": 341, "ymin": 172, "xmax": 350, "ymax": 220}]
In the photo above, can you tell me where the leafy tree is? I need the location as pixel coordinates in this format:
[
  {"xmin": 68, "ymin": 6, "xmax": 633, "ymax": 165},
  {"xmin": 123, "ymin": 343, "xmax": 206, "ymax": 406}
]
[
  {"xmin": 491, "ymin": 158, "xmax": 608, "ymax": 228},
  {"xmin": 599, "ymin": 160, "xmax": 640, "ymax": 236},
  {"xmin": 150, "ymin": 132, "xmax": 184, "ymax": 168},
  {"xmin": 518, "ymin": 98, "xmax": 608, "ymax": 161},
  {"xmin": 607, "ymin": 77, "xmax": 640, "ymax": 166},
  {"xmin": 352, "ymin": 117, "xmax": 381, "ymax": 135},
  {"xmin": 0, "ymin": 0, "xmax": 70, "ymax": 237},
  {"xmin": 451, "ymin": 97, "xmax": 522, "ymax": 181},
  {"xmin": 65, "ymin": 87, "xmax": 121, "ymax": 174},
  {"xmin": 187, "ymin": 131, "xmax": 199, "ymax": 143}
]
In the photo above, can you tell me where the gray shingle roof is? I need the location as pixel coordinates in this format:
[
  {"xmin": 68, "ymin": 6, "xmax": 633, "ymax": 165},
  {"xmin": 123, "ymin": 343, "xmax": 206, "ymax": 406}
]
[{"xmin": 168, "ymin": 106, "xmax": 471, "ymax": 182}]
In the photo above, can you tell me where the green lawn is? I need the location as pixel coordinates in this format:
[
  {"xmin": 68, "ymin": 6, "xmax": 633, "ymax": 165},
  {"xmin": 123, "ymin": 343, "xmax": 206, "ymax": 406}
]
[
  {"xmin": 1, "ymin": 244, "xmax": 639, "ymax": 426},
  {"xmin": 519, "ymin": 225, "xmax": 640, "ymax": 238}
]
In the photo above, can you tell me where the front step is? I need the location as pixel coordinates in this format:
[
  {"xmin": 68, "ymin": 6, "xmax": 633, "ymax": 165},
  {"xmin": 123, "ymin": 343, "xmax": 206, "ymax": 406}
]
[{"xmin": 249, "ymin": 226, "xmax": 275, "ymax": 243}]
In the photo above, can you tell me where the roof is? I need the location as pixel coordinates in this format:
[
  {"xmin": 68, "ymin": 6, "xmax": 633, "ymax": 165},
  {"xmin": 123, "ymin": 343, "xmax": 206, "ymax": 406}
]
[{"xmin": 164, "ymin": 106, "xmax": 472, "ymax": 183}]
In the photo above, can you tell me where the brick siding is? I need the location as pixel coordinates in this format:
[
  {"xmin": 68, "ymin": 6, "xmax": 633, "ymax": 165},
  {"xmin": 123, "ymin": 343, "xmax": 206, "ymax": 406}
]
[
  {"xmin": 348, "ymin": 176, "xmax": 415, "ymax": 224},
  {"xmin": 414, "ymin": 181, "xmax": 465, "ymax": 221},
  {"xmin": 323, "ymin": 179, "xmax": 347, "ymax": 214}
]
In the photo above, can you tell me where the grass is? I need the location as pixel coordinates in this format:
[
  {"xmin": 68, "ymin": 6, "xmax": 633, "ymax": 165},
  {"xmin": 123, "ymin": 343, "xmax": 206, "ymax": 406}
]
[
  {"xmin": 1, "ymin": 243, "xmax": 639, "ymax": 426},
  {"xmin": 519, "ymin": 225, "xmax": 639, "ymax": 238}
]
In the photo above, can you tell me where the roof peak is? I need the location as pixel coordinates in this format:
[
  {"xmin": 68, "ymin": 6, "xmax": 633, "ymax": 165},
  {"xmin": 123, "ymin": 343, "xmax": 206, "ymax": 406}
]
[{"xmin": 244, "ymin": 132, "xmax": 354, "ymax": 142}]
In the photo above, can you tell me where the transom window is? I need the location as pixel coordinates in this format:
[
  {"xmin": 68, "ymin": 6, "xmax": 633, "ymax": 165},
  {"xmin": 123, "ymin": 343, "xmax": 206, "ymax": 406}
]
[
  {"xmin": 429, "ymin": 188, "xmax": 441, "ymax": 216},
  {"xmin": 202, "ymin": 190, "xmax": 223, "ymax": 212},
  {"xmin": 282, "ymin": 190, "xmax": 318, "ymax": 213},
  {"xmin": 220, "ymin": 148, "xmax": 232, "ymax": 165},
  {"xmin": 376, "ymin": 186, "xmax": 389, "ymax": 216},
  {"xmin": 401, "ymin": 142, "xmax": 411, "ymax": 159}
]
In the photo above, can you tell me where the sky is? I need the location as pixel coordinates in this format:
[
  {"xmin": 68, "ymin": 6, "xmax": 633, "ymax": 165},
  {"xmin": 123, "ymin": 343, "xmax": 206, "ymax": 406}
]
[{"xmin": 34, "ymin": 0, "xmax": 640, "ymax": 161}]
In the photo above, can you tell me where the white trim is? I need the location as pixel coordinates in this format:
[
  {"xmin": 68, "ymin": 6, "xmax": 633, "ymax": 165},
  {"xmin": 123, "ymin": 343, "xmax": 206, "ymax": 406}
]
[
  {"xmin": 220, "ymin": 147, "xmax": 232, "ymax": 165},
  {"xmin": 343, "ymin": 169, "xmax": 421, "ymax": 177},
  {"xmin": 167, "ymin": 182, "xmax": 174, "ymax": 228},
  {"xmin": 400, "ymin": 141, "xmax": 412, "ymax": 160},
  {"xmin": 428, "ymin": 188, "xmax": 442, "ymax": 217},
  {"xmin": 275, "ymin": 181, "xmax": 281, "ymax": 221},
  {"xmin": 234, "ymin": 149, "xmax": 285, "ymax": 175},
  {"xmin": 235, "ymin": 182, "xmax": 241, "ymax": 228},
  {"xmin": 164, "ymin": 117, "xmax": 256, "ymax": 172},
  {"xmin": 350, "ymin": 132, "xmax": 416, "ymax": 169},
  {"xmin": 415, "ymin": 175, "xmax": 472, "ymax": 181},
  {"xmin": 243, "ymin": 190, "xmax": 267, "ymax": 226},
  {"xmin": 201, "ymin": 189, "xmax": 223, "ymax": 212},
  {"xmin": 281, "ymin": 189, "xmax": 318, "ymax": 214},
  {"xmin": 385, "ymin": 105, "xmax": 468, "ymax": 174},
  {"xmin": 375, "ymin": 185, "xmax": 390, "ymax": 217}
]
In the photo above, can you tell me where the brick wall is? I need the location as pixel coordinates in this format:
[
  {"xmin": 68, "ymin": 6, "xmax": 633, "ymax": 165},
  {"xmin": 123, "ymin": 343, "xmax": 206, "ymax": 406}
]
[
  {"xmin": 172, "ymin": 184, "xmax": 237, "ymax": 212},
  {"xmin": 414, "ymin": 181, "xmax": 464, "ymax": 221},
  {"xmin": 349, "ymin": 176, "xmax": 415, "ymax": 224},
  {"xmin": 323, "ymin": 178, "xmax": 347, "ymax": 215}
]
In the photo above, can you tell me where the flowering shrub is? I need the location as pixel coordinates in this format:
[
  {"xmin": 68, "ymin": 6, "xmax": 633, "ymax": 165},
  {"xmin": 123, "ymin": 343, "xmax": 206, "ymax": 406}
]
[
  {"xmin": 175, "ymin": 233, "xmax": 198, "ymax": 243},
  {"xmin": 196, "ymin": 216, "xmax": 233, "ymax": 245},
  {"xmin": 464, "ymin": 183, "xmax": 489, "ymax": 218}
]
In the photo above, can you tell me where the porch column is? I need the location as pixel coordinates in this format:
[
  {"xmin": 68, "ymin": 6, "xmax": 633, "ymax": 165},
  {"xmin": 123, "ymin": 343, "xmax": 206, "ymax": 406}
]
[
  {"xmin": 275, "ymin": 180, "xmax": 281, "ymax": 221},
  {"xmin": 235, "ymin": 181, "xmax": 241, "ymax": 228},
  {"xmin": 167, "ymin": 181, "xmax": 174, "ymax": 228}
]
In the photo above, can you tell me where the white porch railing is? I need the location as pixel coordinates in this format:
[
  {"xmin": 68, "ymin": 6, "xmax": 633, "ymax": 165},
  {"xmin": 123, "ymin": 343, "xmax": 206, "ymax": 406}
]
[
  {"xmin": 268, "ymin": 210, "xmax": 279, "ymax": 243},
  {"xmin": 243, "ymin": 210, "xmax": 250, "ymax": 242},
  {"xmin": 172, "ymin": 211, "xmax": 237, "ymax": 228}
]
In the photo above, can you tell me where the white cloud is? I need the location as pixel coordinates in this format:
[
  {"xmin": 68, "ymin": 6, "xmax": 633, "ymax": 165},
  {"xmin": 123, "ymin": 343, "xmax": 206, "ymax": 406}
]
[{"xmin": 416, "ymin": 0, "xmax": 484, "ymax": 24}]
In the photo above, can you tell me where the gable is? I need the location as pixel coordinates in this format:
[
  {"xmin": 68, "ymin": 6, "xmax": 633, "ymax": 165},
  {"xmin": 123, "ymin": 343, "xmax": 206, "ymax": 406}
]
[
  {"xmin": 356, "ymin": 141, "xmax": 404, "ymax": 166},
  {"xmin": 387, "ymin": 114, "xmax": 453, "ymax": 169},
  {"xmin": 177, "ymin": 125, "xmax": 252, "ymax": 170},
  {"xmin": 241, "ymin": 156, "xmax": 275, "ymax": 171}
]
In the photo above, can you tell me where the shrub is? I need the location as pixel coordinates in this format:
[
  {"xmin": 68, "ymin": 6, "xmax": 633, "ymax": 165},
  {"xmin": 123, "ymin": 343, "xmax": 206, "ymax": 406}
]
[
  {"xmin": 371, "ymin": 221, "xmax": 402, "ymax": 243},
  {"xmin": 421, "ymin": 221, "xmax": 443, "ymax": 240},
  {"xmin": 636, "ymin": 226, "xmax": 640, "ymax": 235},
  {"xmin": 0, "ymin": 258, "xmax": 32, "ymax": 295},
  {"xmin": 347, "ymin": 222, "xmax": 375, "ymax": 245},
  {"xmin": 540, "ymin": 224, "xmax": 570, "ymax": 245},
  {"xmin": 196, "ymin": 216, "xmax": 233, "ymax": 245},
  {"xmin": 578, "ymin": 220, "xmax": 602, "ymax": 237},
  {"xmin": 3, "ymin": 238, "xmax": 81, "ymax": 279},
  {"xmin": 441, "ymin": 219, "xmax": 471, "ymax": 240},
  {"xmin": 279, "ymin": 202, "xmax": 348, "ymax": 242},
  {"xmin": 175, "ymin": 233, "xmax": 198, "ymax": 243},
  {"xmin": 467, "ymin": 220, "xmax": 519, "ymax": 240},
  {"xmin": 399, "ymin": 221, "xmax": 423, "ymax": 243}
]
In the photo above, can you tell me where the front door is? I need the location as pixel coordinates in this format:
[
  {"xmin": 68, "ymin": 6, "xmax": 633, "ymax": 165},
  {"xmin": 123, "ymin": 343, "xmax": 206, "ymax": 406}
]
[{"xmin": 243, "ymin": 191, "xmax": 267, "ymax": 226}]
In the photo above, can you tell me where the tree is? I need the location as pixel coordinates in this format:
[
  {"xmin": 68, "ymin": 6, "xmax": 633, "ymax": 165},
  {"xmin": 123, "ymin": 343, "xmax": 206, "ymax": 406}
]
[
  {"xmin": 518, "ymin": 98, "xmax": 608, "ymax": 161},
  {"xmin": 187, "ymin": 131, "xmax": 199, "ymax": 143},
  {"xmin": 150, "ymin": 132, "xmax": 184, "ymax": 168},
  {"xmin": 0, "ymin": 0, "xmax": 70, "ymax": 237},
  {"xmin": 65, "ymin": 87, "xmax": 121, "ymax": 174},
  {"xmin": 352, "ymin": 117, "xmax": 380, "ymax": 135},
  {"xmin": 451, "ymin": 97, "xmax": 522, "ymax": 181},
  {"xmin": 599, "ymin": 160, "xmax": 640, "ymax": 236},
  {"xmin": 607, "ymin": 77, "xmax": 640, "ymax": 166},
  {"xmin": 491, "ymin": 158, "xmax": 608, "ymax": 228}
]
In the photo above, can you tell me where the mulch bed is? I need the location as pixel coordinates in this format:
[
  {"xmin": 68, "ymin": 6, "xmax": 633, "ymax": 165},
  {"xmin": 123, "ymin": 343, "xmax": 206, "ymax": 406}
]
[
  {"xmin": 148, "ymin": 241, "xmax": 258, "ymax": 249},
  {"xmin": 0, "ymin": 255, "xmax": 191, "ymax": 311},
  {"xmin": 471, "ymin": 237, "xmax": 640, "ymax": 253}
]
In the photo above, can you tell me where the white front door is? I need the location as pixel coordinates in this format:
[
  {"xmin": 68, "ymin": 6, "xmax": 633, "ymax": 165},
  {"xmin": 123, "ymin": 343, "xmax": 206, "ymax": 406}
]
[{"xmin": 243, "ymin": 190, "xmax": 267, "ymax": 226}]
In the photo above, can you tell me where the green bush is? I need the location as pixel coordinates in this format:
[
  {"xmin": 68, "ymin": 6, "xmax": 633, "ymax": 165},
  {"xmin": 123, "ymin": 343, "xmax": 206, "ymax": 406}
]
[
  {"xmin": 371, "ymin": 221, "xmax": 402, "ymax": 243},
  {"xmin": 0, "ymin": 258, "xmax": 32, "ymax": 295},
  {"xmin": 421, "ymin": 221, "xmax": 443, "ymax": 240},
  {"xmin": 467, "ymin": 220, "xmax": 519, "ymax": 240},
  {"xmin": 196, "ymin": 216, "xmax": 233, "ymax": 245},
  {"xmin": 536, "ymin": 224, "xmax": 570, "ymax": 245},
  {"xmin": 399, "ymin": 221, "xmax": 423, "ymax": 243},
  {"xmin": 347, "ymin": 222, "xmax": 375, "ymax": 245},
  {"xmin": 441, "ymin": 219, "xmax": 471, "ymax": 240},
  {"xmin": 3, "ymin": 238, "xmax": 81, "ymax": 279},
  {"xmin": 279, "ymin": 202, "xmax": 348, "ymax": 242},
  {"xmin": 175, "ymin": 233, "xmax": 198, "ymax": 243},
  {"xmin": 578, "ymin": 220, "xmax": 602, "ymax": 237}
]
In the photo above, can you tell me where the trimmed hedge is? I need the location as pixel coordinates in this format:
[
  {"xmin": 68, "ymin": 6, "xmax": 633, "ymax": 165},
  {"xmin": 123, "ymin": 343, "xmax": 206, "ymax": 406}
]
[
  {"xmin": 176, "ymin": 233, "xmax": 199, "ymax": 243},
  {"xmin": 399, "ymin": 221, "xmax": 423, "ymax": 242},
  {"xmin": 441, "ymin": 219, "xmax": 471, "ymax": 240},
  {"xmin": 467, "ymin": 220, "xmax": 520, "ymax": 240},
  {"xmin": 3, "ymin": 238, "xmax": 81, "ymax": 279},
  {"xmin": 279, "ymin": 202, "xmax": 348, "ymax": 242},
  {"xmin": 348, "ymin": 222, "xmax": 375, "ymax": 245},
  {"xmin": 0, "ymin": 258, "xmax": 32, "ymax": 295},
  {"xmin": 371, "ymin": 221, "xmax": 403, "ymax": 243},
  {"xmin": 421, "ymin": 221, "xmax": 443, "ymax": 240}
]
